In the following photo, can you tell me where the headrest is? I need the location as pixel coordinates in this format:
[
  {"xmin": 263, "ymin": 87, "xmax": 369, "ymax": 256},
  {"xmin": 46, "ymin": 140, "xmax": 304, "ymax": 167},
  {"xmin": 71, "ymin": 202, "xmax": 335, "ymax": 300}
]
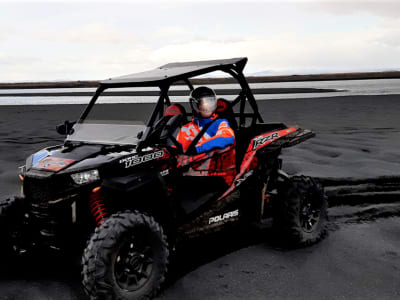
[
  {"xmin": 216, "ymin": 98, "xmax": 229, "ymax": 113},
  {"xmin": 165, "ymin": 104, "xmax": 185, "ymax": 117},
  {"xmin": 216, "ymin": 98, "xmax": 237, "ymax": 130}
]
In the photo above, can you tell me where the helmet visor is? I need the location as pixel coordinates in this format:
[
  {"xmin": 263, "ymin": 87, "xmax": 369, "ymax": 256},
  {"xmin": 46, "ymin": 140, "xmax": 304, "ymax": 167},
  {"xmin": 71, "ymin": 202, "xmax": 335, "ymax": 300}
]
[{"xmin": 198, "ymin": 96, "xmax": 216, "ymax": 118}]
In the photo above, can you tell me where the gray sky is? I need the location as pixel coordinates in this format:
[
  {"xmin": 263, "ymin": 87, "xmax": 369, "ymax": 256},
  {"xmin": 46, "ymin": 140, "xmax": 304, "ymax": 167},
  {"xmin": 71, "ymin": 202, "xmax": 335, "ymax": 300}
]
[{"xmin": 1, "ymin": 0, "xmax": 399, "ymax": 81}]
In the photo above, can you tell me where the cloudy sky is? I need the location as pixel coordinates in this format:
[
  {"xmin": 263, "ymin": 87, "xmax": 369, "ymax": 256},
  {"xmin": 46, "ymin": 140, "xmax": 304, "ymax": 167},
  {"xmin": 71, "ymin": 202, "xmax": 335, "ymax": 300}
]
[{"xmin": 0, "ymin": 0, "xmax": 399, "ymax": 82}]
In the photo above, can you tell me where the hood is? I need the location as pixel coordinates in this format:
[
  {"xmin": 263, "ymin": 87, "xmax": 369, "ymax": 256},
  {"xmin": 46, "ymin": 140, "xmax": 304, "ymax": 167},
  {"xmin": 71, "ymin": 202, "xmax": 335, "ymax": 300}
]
[{"xmin": 29, "ymin": 144, "xmax": 130, "ymax": 173}]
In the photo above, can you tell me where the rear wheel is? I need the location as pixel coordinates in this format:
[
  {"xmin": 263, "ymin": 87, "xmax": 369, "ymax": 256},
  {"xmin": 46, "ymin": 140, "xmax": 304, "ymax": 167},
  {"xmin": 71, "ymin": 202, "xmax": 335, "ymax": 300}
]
[
  {"xmin": 274, "ymin": 176, "xmax": 328, "ymax": 246},
  {"xmin": 82, "ymin": 211, "xmax": 169, "ymax": 300}
]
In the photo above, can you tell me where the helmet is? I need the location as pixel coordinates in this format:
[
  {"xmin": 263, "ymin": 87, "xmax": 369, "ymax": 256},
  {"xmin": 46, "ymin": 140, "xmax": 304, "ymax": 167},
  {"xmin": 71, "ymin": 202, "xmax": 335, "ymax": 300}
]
[{"xmin": 189, "ymin": 86, "xmax": 217, "ymax": 118}]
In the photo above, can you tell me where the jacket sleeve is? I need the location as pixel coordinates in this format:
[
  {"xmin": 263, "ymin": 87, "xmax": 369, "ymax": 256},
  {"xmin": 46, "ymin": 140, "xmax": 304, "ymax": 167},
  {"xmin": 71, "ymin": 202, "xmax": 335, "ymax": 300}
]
[{"xmin": 195, "ymin": 120, "xmax": 235, "ymax": 154}]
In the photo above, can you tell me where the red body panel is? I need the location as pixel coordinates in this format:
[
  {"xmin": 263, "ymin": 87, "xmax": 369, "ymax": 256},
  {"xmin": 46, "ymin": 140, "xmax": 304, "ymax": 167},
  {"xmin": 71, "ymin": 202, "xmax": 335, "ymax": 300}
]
[
  {"xmin": 239, "ymin": 127, "xmax": 297, "ymax": 175},
  {"xmin": 218, "ymin": 127, "xmax": 297, "ymax": 199}
]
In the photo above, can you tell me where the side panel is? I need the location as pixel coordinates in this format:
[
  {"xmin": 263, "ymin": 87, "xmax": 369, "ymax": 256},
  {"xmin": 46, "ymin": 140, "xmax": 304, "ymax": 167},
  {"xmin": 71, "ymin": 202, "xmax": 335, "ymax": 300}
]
[
  {"xmin": 101, "ymin": 171, "xmax": 176, "ymax": 237},
  {"xmin": 217, "ymin": 128, "xmax": 297, "ymax": 200},
  {"xmin": 174, "ymin": 146, "xmax": 240, "ymax": 238},
  {"xmin": 176, "ymin": 189, "xmax": 241, "ymax": 238},
  {"xmin": 239, "ymin": 127, "xmax": 296, "ymax": 175},
  {"xmin": 250, "ymin": 128, "xmax": 298, "ymax": 153}
]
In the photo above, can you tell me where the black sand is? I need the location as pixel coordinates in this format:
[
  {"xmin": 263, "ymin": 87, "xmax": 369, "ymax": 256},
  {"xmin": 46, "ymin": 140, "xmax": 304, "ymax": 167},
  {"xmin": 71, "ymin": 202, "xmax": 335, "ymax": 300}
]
[{"xmin": 0, "ymin": 94, "xmax": 399, "ymax": 299}]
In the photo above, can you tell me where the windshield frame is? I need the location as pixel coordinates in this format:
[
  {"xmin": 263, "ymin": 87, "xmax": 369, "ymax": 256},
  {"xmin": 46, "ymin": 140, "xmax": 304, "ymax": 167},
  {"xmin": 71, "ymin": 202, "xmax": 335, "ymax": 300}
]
[
  {"xmin": 77, "ymin": 84, "xmax": 177, "ymax": 148},
  {"xmin": 76, "ymin": 63, "xmax": 263, "ymax": 149}
]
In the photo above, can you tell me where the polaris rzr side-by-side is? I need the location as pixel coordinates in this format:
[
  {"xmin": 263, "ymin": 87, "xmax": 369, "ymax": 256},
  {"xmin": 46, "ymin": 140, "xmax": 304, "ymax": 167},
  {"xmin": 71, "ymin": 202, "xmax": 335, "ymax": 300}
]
[{"xmin": 0, "ymin": 57, "xmax": 328, "ymax": 299}]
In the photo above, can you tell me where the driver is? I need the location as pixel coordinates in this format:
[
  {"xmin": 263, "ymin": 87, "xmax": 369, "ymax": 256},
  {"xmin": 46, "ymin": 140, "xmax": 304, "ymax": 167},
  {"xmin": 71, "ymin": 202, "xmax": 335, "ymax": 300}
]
[{"xmin": 176, "ymin": 86, "xmax": 235, "ymax": 154}]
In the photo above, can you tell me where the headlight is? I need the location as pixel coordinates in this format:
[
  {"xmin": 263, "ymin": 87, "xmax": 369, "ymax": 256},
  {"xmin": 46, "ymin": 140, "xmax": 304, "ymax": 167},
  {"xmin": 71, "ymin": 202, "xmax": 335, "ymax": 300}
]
[{"xmin": 71, "ymin": 169, "xmax": 100, "ymax": 185}]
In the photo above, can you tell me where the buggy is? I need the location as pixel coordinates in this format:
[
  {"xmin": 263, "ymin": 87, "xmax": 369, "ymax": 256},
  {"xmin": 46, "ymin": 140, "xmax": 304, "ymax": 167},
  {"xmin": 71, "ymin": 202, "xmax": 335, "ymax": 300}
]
[{"xmin": 0, "ymin": 57, "xmax": 327, "ymax": 299}]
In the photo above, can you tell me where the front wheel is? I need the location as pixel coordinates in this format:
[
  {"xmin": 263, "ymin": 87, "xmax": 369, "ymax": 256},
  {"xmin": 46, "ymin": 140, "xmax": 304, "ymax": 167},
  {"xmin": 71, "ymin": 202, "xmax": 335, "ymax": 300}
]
[
  {"xmin": 274, "ymin": 176, "xmax": 328, "ymax": 246},
  {"xmin": 0, "ymin": 197, "xmax": 24, "ymax": 254},
  {"xmin": 82, "ymin": 211, "xmax": 169, "ymax": 300}
]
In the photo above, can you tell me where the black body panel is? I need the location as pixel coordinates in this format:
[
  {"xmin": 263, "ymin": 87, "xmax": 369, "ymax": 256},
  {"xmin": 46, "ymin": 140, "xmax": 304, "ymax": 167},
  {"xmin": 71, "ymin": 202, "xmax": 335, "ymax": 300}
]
[
  {"xmin": 102, "ymin": 171, "xmax": 162, "ymax": 194},
  {"xmin": 173, "ymin": 176, "xmax": 228, "ymax": 215}
]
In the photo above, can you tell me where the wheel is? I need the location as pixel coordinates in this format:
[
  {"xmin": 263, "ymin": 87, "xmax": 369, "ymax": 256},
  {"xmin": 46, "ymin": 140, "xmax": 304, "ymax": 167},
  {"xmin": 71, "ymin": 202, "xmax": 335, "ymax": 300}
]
[
  {"xmin": 274, "ymin": 176, "xmax": 328, "ymax": 246},
  {"xmin": 0, "ymin": 197, "xmax": 19, "ymax": 226},
  {"xmin": 82, "ymin": 211, "xmax": 169, "ymax": 300},
  {"xmin": 0, "ymin": 197, "xmax": 23, "ymax": 253}
]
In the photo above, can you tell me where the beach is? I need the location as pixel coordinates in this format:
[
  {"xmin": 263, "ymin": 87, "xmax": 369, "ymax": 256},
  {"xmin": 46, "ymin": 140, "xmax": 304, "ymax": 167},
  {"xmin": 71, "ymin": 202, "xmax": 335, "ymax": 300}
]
[
  {"xmin": 2, "ymin": 94, "xmax": 400, "ymax": 192},
  {"xmin": 0, "ymin": 94, "xmax": 400, "ymax": 299}
]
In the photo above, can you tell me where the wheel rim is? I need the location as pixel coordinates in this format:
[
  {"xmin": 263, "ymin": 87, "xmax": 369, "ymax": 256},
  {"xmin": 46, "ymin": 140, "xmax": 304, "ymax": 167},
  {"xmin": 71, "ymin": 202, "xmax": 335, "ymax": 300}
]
[
  {"xmin": 114, "ymin": 234, "xmax": 154, "ymax": 292},
  {"xmin": 300, "ymin": 193, "xmax": 321, "ymax": 233}
]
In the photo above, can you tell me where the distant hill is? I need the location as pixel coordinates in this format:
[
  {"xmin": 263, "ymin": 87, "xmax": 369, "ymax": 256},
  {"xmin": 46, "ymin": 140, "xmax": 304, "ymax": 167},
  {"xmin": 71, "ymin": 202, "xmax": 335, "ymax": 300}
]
[
  {"xmin": 250, "ymin": 68, "xmax": 400, "ymax": 77},
  {"xmin": 1, "ymin": 70, "xmax": 400, "ymax": 89}
]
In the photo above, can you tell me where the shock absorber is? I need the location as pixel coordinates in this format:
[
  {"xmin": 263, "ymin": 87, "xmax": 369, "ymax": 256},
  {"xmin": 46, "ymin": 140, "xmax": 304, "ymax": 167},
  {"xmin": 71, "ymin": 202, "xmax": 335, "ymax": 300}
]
[{"xmin": 89, "ymin": 187, "xmax": 108, "ymax": 226}]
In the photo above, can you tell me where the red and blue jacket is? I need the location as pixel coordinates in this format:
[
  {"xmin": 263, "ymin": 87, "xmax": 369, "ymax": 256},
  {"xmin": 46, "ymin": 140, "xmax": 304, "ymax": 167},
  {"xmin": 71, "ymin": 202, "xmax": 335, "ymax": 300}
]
[{"xmin": 177, "ymin": 114, "xmax": 235, "ymax": 154}]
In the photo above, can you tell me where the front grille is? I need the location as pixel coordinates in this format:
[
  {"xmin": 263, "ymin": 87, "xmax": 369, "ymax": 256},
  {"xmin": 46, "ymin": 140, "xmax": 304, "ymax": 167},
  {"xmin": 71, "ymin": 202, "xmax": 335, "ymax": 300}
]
[
  {"xmin": 24, "ymin": 177, "xmax": 55, "ymax": 203},
  {"xmin": 24, "ymin": 174, "xmax": 73, "ymax": 203},
  {"xmin": 22, "ymin": 172, "xmax": 87, "ymax": 250}
]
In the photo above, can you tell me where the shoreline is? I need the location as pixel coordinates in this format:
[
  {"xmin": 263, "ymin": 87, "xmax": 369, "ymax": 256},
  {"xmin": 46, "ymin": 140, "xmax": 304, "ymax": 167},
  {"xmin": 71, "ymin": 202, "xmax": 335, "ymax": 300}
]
[
  {"xmin": 1, "ymin": 93, "xmax": 400, "ymax": 107},
  {"xmin": 1, "ymin": 71, "xmax": 400, "ymax": 89},
  {"xmin": 0, "ymin": 87, "xmax": 340, "ymax": 97}
]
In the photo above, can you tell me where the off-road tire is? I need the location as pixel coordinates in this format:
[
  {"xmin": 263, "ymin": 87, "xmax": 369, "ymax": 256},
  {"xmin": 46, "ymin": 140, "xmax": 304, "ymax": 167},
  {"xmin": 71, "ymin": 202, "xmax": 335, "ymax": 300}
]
[
  {"xmin": 82, "ymin": 211, "xmax": 169, "ymax": 300},
  {"xmin": 274, "ymin": 176, "xmax": 328, "ymax": 246},
  {"xmin": 0, "ymin": 197, "xmax": 21, "ymax": 225},
  {"xmin": 0, "ymin": 197, "xmax": 22, "ymax": 253}
]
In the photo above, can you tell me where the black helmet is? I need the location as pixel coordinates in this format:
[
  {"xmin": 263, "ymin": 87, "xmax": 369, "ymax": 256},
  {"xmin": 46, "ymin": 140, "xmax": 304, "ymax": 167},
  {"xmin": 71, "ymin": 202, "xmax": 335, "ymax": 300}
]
[{"xmin": 189, "ymin": 86, "xmax": 217, "ymax": 118}]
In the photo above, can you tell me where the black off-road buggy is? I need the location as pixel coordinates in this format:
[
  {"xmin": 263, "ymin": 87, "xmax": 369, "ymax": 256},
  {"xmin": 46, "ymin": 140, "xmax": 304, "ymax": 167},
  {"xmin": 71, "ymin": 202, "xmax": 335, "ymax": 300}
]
[{"xmin": 0, "ymin": 57, "xmax": 327, "ymax": 299}]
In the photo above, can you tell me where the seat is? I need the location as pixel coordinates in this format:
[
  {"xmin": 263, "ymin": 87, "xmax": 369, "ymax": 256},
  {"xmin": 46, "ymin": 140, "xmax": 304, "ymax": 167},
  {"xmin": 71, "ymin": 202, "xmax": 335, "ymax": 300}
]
[
  {"xmin": 154, "ymin": 103, "xmax": 187, "ymax": 135},
  {"xmin": 216, "ymin": 98, "xmax": 237, "ymax": 130},
  {"xmin": 216, "ymin": 99, "xmax": 250, "ymax": 171},
  {"xmin": 159, "ymin": 104, "xmax": 188, "ymax": 152},
  {"xmin": 164, "ymin": 103, "xmax": 187, "ymax": 123}
]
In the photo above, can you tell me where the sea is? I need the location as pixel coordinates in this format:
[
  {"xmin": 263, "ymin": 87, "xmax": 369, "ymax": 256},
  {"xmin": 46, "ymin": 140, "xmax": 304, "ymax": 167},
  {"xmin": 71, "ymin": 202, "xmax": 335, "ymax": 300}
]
[{"xmin": 0, "ymin": 78, "xmax": 399, "ymax": 105}]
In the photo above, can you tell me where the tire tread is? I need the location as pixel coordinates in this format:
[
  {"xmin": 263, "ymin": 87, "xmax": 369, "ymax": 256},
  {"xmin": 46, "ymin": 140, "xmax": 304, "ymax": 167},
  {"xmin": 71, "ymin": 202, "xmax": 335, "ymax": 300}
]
[{"xmin": 82, "ymin": 210, "xmax": 169, "ymax": 300}]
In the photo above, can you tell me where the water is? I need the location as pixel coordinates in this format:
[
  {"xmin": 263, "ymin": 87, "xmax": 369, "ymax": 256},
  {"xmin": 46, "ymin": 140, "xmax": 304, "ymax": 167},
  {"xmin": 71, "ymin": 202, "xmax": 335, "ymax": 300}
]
[{"xmin": 0, "ymin": 78, "xmax": 399, "ymax": 105}]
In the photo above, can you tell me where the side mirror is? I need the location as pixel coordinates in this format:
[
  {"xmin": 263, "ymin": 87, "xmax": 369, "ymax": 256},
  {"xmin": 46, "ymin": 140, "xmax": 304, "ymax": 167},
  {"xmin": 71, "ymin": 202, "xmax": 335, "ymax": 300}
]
[{"xmin": 56, "ymin": 120, "xmax": 76, "ymax": 135}]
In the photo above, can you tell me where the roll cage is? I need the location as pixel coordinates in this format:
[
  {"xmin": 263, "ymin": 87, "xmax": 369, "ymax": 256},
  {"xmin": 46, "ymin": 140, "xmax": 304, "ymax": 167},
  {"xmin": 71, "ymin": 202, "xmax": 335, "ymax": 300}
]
[{"xmin": 78, "ymin": 57, "xmax": 263, "ymax": 149}]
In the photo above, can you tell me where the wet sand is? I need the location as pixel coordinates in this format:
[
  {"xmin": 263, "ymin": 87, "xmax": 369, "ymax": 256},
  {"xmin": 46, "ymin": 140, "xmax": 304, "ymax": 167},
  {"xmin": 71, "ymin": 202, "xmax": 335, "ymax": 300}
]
[{"xmin": 0, "ymin": 94, "xmax": 399, "ymax": 299}]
